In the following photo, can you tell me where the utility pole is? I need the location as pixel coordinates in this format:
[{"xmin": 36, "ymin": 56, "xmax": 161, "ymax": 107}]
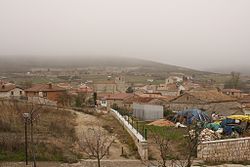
[
  {"xmin": 23, "ymin": 113, "xmax": 30, "ymax": 165},
  {"xmin": 30, "ymin": 116, "xmax": 36, "ymax": 167}
]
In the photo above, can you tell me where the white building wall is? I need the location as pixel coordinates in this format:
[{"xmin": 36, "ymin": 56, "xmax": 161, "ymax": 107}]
[
  {"xmin": 0, "ymin": 88, "xmax": 24, "ymax": 98},
  {"xmin": 133, "ymin": 103, "xmax": 163, "ymax": 121}
]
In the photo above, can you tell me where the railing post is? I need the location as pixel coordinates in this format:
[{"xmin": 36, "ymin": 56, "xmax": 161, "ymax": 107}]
[
  {"xmin": 136, "ymin": 121, "xmax": 139, "ymax": 134},
  {"xmin": 144, "ymin": 128, "xmax": 148, "ymax": 140}
]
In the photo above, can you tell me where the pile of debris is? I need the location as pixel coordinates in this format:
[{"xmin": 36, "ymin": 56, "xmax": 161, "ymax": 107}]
[
  {"xmin": 199, "ymin": 128, "xmax": 221, "ymax": 142},
  {"xmin": 148, "ymin": 119, "xmax": 175, "ymax": 127},
  {"xmin": 173, "ymin": 109, "xmax": 250, "ymax": 142}
]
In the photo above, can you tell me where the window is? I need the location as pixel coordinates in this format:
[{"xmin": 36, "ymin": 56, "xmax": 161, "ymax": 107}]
[
  {"xmin": 11, "ymin": 91, "xmax": 14, "ymax": 96},
  {"xmin": 43, "ymin": 92, "xmax": 47, "ymax": 97},
  {"xmin": 186, "ymin": 96, "xmax": 189, "ymax": 101},
  {"xmin": 20, "ymin": 91, "xmax": 22, "ymax": 95}
]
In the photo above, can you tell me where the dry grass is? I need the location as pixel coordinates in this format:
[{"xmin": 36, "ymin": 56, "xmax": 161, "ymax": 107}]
[{"xmin": 0, "ymin": 100, "xmax": 79, "ymax": 162}]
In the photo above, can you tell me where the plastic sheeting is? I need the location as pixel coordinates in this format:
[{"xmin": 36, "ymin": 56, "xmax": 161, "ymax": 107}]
[
  {"xmin": 174, "ymin": 109, "xmax": 211, "ymax": 124},
  {"xmin": 227, "ymin": 115, "xmax": 250, "ymax": 122}
]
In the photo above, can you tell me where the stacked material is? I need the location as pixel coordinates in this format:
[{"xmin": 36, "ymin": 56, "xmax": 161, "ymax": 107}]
[
  {"xmin": 148, "ymin": 119, "xmax": 175, "ymax": 127},
  {"xmin": 199, "ymin": 128, "xmax": 221, "ymax": 142}
]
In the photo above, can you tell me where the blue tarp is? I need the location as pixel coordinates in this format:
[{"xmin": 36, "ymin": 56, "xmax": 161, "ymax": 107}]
[
  {"xmin": 174, "ymin": 109, "xmax": 211, "ymax": 124},
  {"xmin": 220, "ymin": 118, "xmax": 242, "ymax": 135}
]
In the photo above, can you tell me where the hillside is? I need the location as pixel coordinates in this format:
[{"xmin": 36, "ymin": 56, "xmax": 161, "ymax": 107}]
[
  {"xmin": 0, "ymin": 100, "xmax": 137, "ymax": 163},
  {"xmin": 0, "ymin": 56, "xmax": 210, "ymax": 75},
  {"xmin": 0, "ymin": 100, "xmax": 79, "ymax": 162}
]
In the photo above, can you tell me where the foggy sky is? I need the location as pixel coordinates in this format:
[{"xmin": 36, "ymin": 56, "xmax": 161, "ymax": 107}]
[{"xmin": 0, "ymin": 0, "xmax": 250, "ymax": 70}]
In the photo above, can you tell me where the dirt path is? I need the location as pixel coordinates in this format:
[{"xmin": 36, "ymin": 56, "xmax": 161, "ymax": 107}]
[{"xmin": 72, "ymin": 110, "xmax": 135, "ymax": 160}]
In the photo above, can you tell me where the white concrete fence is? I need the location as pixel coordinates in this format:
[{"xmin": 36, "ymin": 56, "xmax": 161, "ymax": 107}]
[{"xmin": 110, "ymin": 109, "xmax": 148, "ymax": 160}]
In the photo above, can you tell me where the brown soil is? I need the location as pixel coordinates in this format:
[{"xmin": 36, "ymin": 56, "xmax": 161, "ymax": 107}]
[{"xmin": 73, "ymin": 110, "xmax": 138, "ymax": 160}]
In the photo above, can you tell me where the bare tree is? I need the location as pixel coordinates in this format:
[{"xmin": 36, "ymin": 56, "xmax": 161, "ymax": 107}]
[
  {"xmin": 79, "ymin": 126, "xmax": 114, "ymax": 167},
  {"xmin": 173, "ymin": 123, "xmax": 203, "ymax": 167},
  {"xmin": 58, "ymin": 92, "xmax": 72, "ymax": 107},
  {"xmin": 149, "ymin": 127, "xmax": 171, "ymax": 167}
]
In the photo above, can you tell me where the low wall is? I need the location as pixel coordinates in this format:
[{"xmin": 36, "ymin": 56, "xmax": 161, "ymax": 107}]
[
  {"xmin": 197, "ymin": 137, "xmax": 250, "ymax": 162},
  {"xmin": 110, "ymin": 109, "xmax": 148, "ymax": 160}
]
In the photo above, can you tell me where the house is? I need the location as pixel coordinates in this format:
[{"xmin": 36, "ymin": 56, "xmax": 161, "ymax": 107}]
[
  {"xmin": 182, "ymin": 81, "xmax": 201, "ymax": 91},
  {"xmin": 133, "ymin": 83, "xmax": 146, "ymax": 92},
  {"xmin": 0, "ymin": 83, "xmax": 24, "ymax": 98},
  {"xmin": 99, "ymin": 93, "xmax": 133, "ymax": 108},
  {"xmin": 222, "ymin": 89, "xmax": 242, "ymax": 98},
  {"xmin": 25, "ymin": 83, "xmax": 66, "ymax": 102},
  {"xmin": 123, "ymin": 95, "xmax": 154, "ymax": 111},
  {"xmin": 165, "ymin": 76, "xmax": 183, "ymax": 85},
  {"xmin": 169, "ymin": 90, "xmax": 242, "ymax": 116},
  {"xmin": 133, "ymin": 103, "xmax": 164, "ymax": 121},
  {"xmin": 156, "ymin": 83, "xmax": 184, "ymax": 96},
  {"xmin": 76, "ymin": 84, "xmax": 93, "ymax": 94},
  {"xmin": 122, "ymin": 93, "xmax": 175, "ymax": 112},
  {"xmin": 138, "ymin": 84, "xmax": 157, "ymax": 93},
  {"xmin": 91, "ymin": 76, "xmax": 128, "ymax": 93}
]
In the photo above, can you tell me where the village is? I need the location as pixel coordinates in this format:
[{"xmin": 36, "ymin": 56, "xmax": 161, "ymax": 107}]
[{"xmin": 1, "ymin": 68, "xmax": 250, "ymax": 166}]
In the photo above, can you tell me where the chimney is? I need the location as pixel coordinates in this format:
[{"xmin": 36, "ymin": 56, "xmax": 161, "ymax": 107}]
[{"xmin": 48, "ymin": 83, "xmax": 52, "ymax": 89}]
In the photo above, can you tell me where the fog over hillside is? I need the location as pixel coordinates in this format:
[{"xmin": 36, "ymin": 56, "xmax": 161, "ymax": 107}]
[
  {"xmin": 0, "ymin": 56, "xmax": 206, "ymax": 74},
  {"xmin": 1, "ymin": 0, "xmax": 250, "ymax": 74}
]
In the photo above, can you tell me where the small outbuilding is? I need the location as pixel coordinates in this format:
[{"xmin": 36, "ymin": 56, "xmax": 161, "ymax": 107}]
[{"xmin": 133, "ymin": 103, "xmax": 163, "ymax": 121}]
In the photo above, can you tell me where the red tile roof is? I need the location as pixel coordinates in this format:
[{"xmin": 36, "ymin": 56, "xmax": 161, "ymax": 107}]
[
  {"xmin": 0, "ymin": 83, "xmax": 16, "ymax": 92},
  {"xmin": 76, "ymin": 84, "xmax": 93, "ymax": 93},
  {"xmin": 138, "ymin": 93, "xmax": 176, "ymax": 102},
  {"xmin": 124, "ymin": 95, "xmax": 154, "ymax": 104},
  {"xmin": 188, "ymin": 90, "xmax": 236, "ymax": 102},
  {"xmin": 97, "ymin": 93, "xmax": 110, "ymax": 97},
  {"xmin": 239, "ymin": 95, "xmax": 250, "ymax": 103},
  {"xmin": 25, "ymin": 83, "xmax": 66, "ymax": 92},
  {"xmin": 104, "ymin": 93, "xmax": 133, "ymax": 100}
]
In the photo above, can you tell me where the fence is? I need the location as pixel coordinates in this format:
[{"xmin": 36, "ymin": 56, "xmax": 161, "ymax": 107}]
[
  {"xmin": 197, "ymin": 137, "xmax": 250, "ymax": 162},
  {"xmin": 110, "ymin": 109, "xmax": 148, "ymax": 160}
]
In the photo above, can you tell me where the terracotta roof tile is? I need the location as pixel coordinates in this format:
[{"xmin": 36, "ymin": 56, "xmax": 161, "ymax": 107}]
[
  {"xmin": 0, "ymin": 83, "xmax": 16, "ymax": 92},
  {"xmin": 239, "ymin": 95, "xmax": 250, "ymax": 103},
  {"xmin": 124, "ymin": 95, "xmax": 153, "ymax": 104},
  {"xmin": 76, "ymin": 84, "xmax": 93, "ymax": 93},
  {"xmin": 25, "ymin": 83, "xmax": 66, "ymax": 92},
  {"xmin": 188, "ymin": 90, "xmax": 236, "ymax": 102},
  {"xmin": 104, "ymin": 93, "xmax": 133, "ymax": 100}
]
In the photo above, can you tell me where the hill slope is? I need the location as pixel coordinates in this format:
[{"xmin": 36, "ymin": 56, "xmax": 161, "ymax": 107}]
[{"xmin": 0, "ymin": 56, "xmax": 211, "ymax": 76}]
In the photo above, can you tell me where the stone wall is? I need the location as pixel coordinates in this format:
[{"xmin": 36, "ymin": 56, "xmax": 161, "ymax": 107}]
[
  {"xmin": 169, "ymin": 101, "xmax": 243, "ymax": 116},
  {"xmin": 197, "ymin": 137, "xmax": 250, "ymax": 162},
  {"xmin": 110, "ymin": 109, "xmax": 148, "ymax": 160}
]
